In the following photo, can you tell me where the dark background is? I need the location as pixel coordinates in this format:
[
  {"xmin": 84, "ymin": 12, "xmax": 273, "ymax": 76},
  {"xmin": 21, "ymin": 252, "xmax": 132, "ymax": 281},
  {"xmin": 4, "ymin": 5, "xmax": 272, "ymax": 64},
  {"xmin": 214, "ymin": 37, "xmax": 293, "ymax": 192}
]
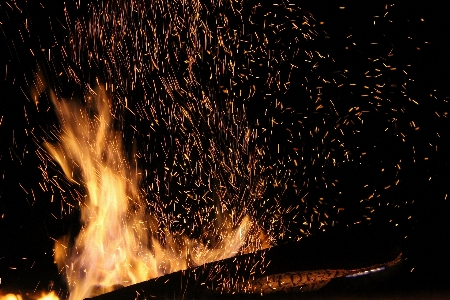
[{"xmin": 1, "ymin": 0, "xmax": 450, "ymax": 298}]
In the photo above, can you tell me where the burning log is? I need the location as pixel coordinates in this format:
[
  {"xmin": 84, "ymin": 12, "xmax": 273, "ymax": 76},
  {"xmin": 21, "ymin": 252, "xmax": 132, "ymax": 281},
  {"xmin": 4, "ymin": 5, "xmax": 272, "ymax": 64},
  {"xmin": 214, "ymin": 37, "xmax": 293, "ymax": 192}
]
[
  {"xmin": 243, "ymin": 255, "xmax": 401, "ymax": 295},
  {"xmin": 85, "ymin": 226, "xmax": 402, "ymax": 299}
]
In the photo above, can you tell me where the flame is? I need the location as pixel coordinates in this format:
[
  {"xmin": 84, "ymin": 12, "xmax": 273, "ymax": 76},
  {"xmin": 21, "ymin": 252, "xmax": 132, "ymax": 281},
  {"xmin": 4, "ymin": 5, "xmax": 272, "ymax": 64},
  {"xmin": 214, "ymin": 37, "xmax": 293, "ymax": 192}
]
[
  {"xmin": 37, "ymin": 292, "xmax": 59, "ymax": 300},
  {"xmin": 0, "ymin": 295, "xmax": 22, "ymax": 300},
  {"xmin": 0, "ymin": 292, "xmax": 58, "ymax": 300},
  {"xmin": 45, "ymin": 86, "xmax": 267, "ymax": 299}
]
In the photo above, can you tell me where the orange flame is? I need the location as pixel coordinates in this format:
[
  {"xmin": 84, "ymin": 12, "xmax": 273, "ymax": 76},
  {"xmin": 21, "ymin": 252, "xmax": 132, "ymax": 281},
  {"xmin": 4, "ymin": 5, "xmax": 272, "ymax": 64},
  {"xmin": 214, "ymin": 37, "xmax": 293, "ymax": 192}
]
[
  {"xmin": 0, "ymin": 294, "xmax": 22, "ymax": 300},
  {"xmin": 37, "ymin": 292, "xmax": 59, "ymax": 300},
  {"xmin": 0, "ymin": 291, "xmax": 58, "ymax": 300},
  {"xmin": 44, "ymin": 86, "xmax": 267, "ymax": 299}
]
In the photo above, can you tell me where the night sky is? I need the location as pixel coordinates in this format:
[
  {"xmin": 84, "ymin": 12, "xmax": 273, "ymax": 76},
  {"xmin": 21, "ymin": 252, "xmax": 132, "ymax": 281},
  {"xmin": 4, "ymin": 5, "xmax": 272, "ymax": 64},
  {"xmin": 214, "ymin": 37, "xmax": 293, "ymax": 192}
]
[{"xmin": 1, "ymin": 0, "xmax": 450, "ymax": 298}]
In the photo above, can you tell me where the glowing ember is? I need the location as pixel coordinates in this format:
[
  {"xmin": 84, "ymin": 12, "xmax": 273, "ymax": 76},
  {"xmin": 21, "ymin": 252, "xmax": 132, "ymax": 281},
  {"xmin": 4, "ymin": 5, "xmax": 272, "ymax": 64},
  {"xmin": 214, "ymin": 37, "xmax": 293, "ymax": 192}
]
[{"xmin": 43, "ymin": 84, "xmax": 267, "ymax": 299}]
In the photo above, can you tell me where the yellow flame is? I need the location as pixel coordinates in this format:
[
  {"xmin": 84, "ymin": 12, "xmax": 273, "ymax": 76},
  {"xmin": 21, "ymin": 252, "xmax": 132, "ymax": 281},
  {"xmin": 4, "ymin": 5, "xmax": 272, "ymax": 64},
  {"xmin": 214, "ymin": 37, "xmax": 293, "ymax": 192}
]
[
  {"xmin": 0, "ymin": 292, "xmax": 56, "ymax": 300},
  {"xmin": 45, "ymin": 86, "xmax": 267, "ymax": 299},
  {"xmin": 37, "ymin": 291, "xmax": 59, "ymax": 300},
  {"xmin": 0, "ymin": 295, "xmax": 22, "ymax": 300}
]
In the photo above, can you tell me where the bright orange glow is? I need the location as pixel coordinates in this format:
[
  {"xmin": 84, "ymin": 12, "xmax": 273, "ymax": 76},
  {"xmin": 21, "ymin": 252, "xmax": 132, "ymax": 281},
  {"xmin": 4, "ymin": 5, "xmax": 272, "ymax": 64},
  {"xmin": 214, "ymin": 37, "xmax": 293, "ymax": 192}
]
[
  {"xmin": 45, "ymin": 86, "xmax": 268, "ymax": 299},
  {"xmin": 37, "ymin": 291, "xmax": 59, "ymax": 300},
  {"xmin": 0, "ymin": 294, "xmax": 22, "ymax": 300}
]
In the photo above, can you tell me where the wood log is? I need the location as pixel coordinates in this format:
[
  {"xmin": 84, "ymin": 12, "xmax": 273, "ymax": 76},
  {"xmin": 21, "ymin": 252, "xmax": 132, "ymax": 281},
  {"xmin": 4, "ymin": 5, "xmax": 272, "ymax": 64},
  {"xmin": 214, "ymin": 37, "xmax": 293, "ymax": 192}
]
[{"xmin": 85, "ymin": 226, "xmax": 402, "ymax": 299}]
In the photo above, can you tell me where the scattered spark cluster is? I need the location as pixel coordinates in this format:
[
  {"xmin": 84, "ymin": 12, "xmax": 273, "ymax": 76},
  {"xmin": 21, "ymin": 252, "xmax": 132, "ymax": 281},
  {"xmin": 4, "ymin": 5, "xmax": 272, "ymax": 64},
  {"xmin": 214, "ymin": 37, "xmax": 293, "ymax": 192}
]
[
  {"xmin": 39, "ymin": 0, "xmax": 447, "ymax": 244},
  {"xmin": 39, "ymin": 0, "xmax": 341, "ymax": 253}
]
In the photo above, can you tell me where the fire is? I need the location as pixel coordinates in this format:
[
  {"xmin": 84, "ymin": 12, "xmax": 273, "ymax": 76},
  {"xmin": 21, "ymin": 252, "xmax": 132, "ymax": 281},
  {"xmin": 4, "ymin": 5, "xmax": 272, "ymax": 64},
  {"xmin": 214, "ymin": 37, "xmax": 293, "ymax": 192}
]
[
  {"xmin": 37, "ymin": 292, "xmax": 59, "ymax": 300},
  {"xmin": 44, "ymin": 86, "xmax": 267, "ymax": 299},
  {"xmin": 0, "ymin": 295, "xmax": 22, "ymax": 300},
  {"xmin": 0, "ymin": 291, "xmax": 58, "ymax": 300}
]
